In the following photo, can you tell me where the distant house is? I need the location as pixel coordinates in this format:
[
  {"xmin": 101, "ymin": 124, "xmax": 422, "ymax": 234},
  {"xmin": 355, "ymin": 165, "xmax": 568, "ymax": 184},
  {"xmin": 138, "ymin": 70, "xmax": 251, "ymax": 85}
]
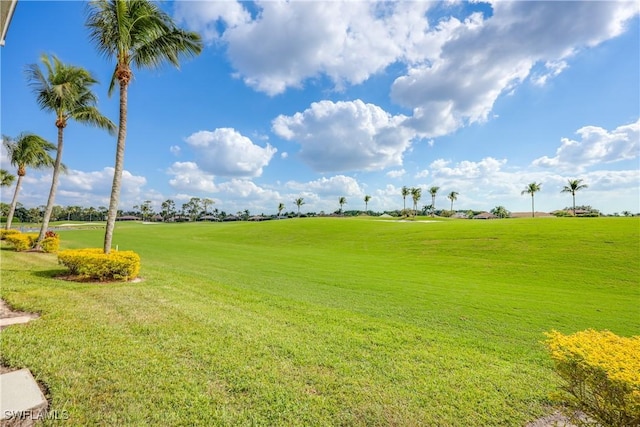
[
  {"xmin": 223, "ymin": 215, "xmax": 240, "ymax": 222},
  {"xmin": 248, "ymin": 215, "xmax": 271, "ymax": 221},
  {"xmin": 151, "ymin": 214, "xmax": 164, "ymax": 222},
  {"xmin": 473, "ymin": 212, "xmax": 497, "ymax": 220},
  {"xmin": 116, "ymin": 215, "xmax": 141, "ymax": 221},
  {"xmin": 198, "ymin": 215, "xmax": 220, "ymax": 222},
  {"xmin": 168, "ymin": 215, "xmax": 190, "ymax": 222}
]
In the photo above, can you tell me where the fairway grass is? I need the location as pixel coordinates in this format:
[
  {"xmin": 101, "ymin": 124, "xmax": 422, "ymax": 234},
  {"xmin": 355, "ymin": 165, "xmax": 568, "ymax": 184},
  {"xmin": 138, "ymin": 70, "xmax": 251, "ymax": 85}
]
[{"xmin": 1, "ymin": 217, "xmax": 638, "ymax": 425}]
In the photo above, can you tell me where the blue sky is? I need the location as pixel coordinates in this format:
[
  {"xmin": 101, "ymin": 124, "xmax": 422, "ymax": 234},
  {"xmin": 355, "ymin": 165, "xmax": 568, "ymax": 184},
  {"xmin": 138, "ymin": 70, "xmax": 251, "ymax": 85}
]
[{"xmin": 1, "ymin": 0, "xmax": 639, "ymax": 215}]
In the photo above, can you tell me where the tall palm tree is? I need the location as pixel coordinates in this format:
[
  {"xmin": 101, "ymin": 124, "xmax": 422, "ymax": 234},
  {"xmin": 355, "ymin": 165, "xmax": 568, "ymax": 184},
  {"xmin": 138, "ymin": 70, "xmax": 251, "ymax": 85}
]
[
  {"xmin": 410, "ymin": 187, "xmax": 421, "ymax": 217},
  {"xmin": 27, "ymin": 54, "xmax": 116, "ymax": 249},
  {"xmin": 277, "ymin": 202, "xmax": 285, "ymax": 218},
  {"xmin": 521, "ymin": 182, "xmax": 541, "ymax": 218},
  {"xmin": 87, "ymin": 0, "xmax": 203, "ymax": 253},
  {"xmin": 0, "ymin": 169, "xmax": 15, "ymax": 187},
  {"xmin": 447, "ymin": 191, "xmax": 458, "ymax": 212},
  {"xmin": 3, "ymin": 134, "xmax": 56, "ymax": 230},
  {"xmin": 338, "ymin": 196, "xmax": 347, "ymax": 214},
  {"xmin": 561, "ymin": 179, "xmax": 588, "ymax": 216},
  {"xmin": 294, "ymin": 197, "xmax": 304, "ymax": 216},
  {"xmin": 401, "ymin": 186, "xmax": 410, "ymax": 214},
  {"xmin": 364, "ymin": 195, "xmax": 371, "ymax": 213},
  {"xmin": 429, "ymin": 186, "xmax": 440, "ymax": 217}
]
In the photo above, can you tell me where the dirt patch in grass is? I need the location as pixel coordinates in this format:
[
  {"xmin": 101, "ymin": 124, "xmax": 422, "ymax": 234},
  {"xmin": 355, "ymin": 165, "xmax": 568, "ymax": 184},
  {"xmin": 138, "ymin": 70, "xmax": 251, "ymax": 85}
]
[
  {"xmin": 0, "ymin": 299, "xmax": 39, "ymax": 321},
  {"xmin": 54, "ymin": 274, "xmax": 143, "ymax": 284}
]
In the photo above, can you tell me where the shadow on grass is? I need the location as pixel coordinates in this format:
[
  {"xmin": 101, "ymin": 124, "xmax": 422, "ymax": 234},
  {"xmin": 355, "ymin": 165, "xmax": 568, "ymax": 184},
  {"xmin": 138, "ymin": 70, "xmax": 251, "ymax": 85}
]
[{"xmin": 32, "ymin": 269, "xmax": 69, "ymax": 279}]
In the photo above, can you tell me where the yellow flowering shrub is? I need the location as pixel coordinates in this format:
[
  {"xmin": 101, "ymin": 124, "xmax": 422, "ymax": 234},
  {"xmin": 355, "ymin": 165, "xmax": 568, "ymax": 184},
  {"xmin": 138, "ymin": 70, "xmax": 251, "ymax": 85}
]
[
  {"xmin": 0, "ymin": 229, "xmax": 21, "ymax": 240},
  {"xmin": 58, "ymin": 248, "xmax": 141, "ymax": 281},
  {"xmin": 5, "ymin": 233, "xmax": 38, "ymax": 251},
  {"xmin": 40, "ymin": 231, "xmax": 60, "ymax": 253},
  {"xmin": 545, "ymin": 329, "xmax": 640, "ymax": 426}
]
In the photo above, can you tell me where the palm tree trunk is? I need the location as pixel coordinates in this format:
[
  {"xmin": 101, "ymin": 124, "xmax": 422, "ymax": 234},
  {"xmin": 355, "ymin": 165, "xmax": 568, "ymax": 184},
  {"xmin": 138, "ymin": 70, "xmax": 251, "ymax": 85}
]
[
  {"xmin": 35, "ymin": 126, "xmax": 64, "ymax": 249},
  {"xmin": 104, "ymin": 80, "xmax": 128, "ymax": 254},
  {"xmin": 531, "ymin": 194, "xmax": 535, "ymax": 218},
  {"xmin": 450, "ymin": 200, "xmax": 453, "ymax": 211},
  {"xmin": 431, "ymin": 196, "xmax": 436, "ymax": 217},
  {"xmin": 572, "ymin": 194, "xmax": 576, "ymax": 216},
  {"xmin": 5, "ymin": 175, "xmax": 23, "ymax": 229}
]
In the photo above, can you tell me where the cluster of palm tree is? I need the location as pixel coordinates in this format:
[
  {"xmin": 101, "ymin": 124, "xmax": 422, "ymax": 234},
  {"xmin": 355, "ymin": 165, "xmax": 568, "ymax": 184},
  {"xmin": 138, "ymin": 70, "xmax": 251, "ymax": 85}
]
[
  {"xmin": 400, "ymin": 186, "xmax": 459, "ymax": 217},
  {"xmin": 3, "ymin": 0, "xmax": 202, "ymax": 254},
  {"xmin": 520, "ymin": 179, "xmax": 588, "ymax": 217}
]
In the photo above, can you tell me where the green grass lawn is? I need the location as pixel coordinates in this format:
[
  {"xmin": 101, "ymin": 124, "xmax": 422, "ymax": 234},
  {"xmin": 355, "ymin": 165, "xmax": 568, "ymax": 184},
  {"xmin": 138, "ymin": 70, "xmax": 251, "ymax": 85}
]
[{"xmin": 1, "ymin": 217, "xmax": 638, "ymax": 426}]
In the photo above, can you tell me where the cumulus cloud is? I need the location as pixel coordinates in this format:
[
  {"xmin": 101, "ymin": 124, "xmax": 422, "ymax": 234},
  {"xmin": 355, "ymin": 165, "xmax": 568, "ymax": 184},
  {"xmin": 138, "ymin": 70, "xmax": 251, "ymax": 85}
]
[
  {"xmin": 387, "ymin": 169, "xmax": 406, "ymax": 179},
  {"xmin": 392, "ymin": 2, "xmax": 638, "ymax": 136},
  {"xmin": 184, "ymin": 128, "xmax": 277, "ymax": 177},
  {"xmin": 178, "ymin": 1, "xmax": 637, "ymax": 138},
  {"xmin": 273, "ymin": 100, "xmax": 415, "ymax": 172},
  {"xmin": 0, "ymin": 167, "xmax": 148, "ymax": 209},
  {"xmin": 176, "ymin": 1, "xmax": 433, "ymax": 95},
  {"xmin": 173, "ymin": 0, "xmax": 251, "ymax": 43},
  {"xmin": 170, "ymin": 145, "xmax": 181, "ymax": 156},
  {"xmin": 167, "ymin": 161, "xmax": 217, "ymax": 193},
  {"xmin": 285, "ymin": 175, "xmax": 363, "ymax": 197},
  {"xmin": 532, "ymin": 119, "xmax": 640, "ymax": 171}
]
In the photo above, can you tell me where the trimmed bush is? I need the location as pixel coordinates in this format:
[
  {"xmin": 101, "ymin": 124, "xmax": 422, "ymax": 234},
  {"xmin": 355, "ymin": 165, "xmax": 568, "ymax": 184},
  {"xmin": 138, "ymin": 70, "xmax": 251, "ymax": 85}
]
[
  {"xmin": 5, "ymin": 233, "xmax": 38, "ymax": 251},
  {"xmin": 545, "ymin": 329, "xmax": 640, "ymax": 426},
  {"xmin": 0, "ymin": 229, "xmax": 21, "ymax": 240},
  {"xmin": 41, "ymin": 237, "xmax": 60, "ymax": 253},
  {"xmin": 58, "ymin": 248, "xmax": 141, "ymax": 281}
]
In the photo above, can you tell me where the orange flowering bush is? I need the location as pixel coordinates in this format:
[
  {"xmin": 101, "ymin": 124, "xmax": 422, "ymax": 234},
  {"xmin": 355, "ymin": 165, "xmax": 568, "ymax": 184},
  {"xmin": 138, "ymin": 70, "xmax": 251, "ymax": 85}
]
[
  {"xmin": 545, "ymin": 329, "xmax": 640, "ymax": 426},
  {"xmin": 58, "ymin": 248, "xmax": 140, "ymax": 281}
]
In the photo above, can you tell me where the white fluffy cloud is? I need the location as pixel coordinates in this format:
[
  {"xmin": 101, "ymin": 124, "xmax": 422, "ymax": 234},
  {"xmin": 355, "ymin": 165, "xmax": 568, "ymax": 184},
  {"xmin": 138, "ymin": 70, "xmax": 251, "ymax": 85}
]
[
  {"xmin": 167, "ymin": 161, "xmax": 217, "ymax": 193},
  {"xmin": 176, "ymin": 1, "xmax": 433, "ymax": 95},
  {"xmin": 285, "ymin": 175, "xmax": 363, "ymax": 197},
  {"xmin": 0, "ymin": 167, "xmax": 148, "ymax": 209},
  {"xmin": 184, "ymin": 128, "xmax": 277, "ymax": 177},
  {"xmin": 532, "ymin": 119, "xmax": 640, "ymax": 171},
  {"xmin": 387, "ymin": 169, "xmax": 406, "ymax": 179},
  {"xmin": 178, "ymin": 1, "xmax": 637, "ymax": 138},
  {"xmin": 393, "ymin": 2, "xmax": 638, "ymax": 136},
  {"xmin": 273, "ymin": 100, "xmax": 415, "ymax": 172}
]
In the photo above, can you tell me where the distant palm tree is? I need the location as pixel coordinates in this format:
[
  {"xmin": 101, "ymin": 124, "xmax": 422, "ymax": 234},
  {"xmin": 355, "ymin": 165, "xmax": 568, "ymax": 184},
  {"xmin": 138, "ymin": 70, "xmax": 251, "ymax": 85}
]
[
  {"xmin": 410, "ymin": 187, "xmax": 422, "ymax": 217},
  {"xmin": 401, "ymin": 186, "xmax": 411, "ymax": 214},
  {"xmin": 491, "ymin": 205, "xmax": 509, "ymax": 219},
  {"xmin": 561, "ymin": 179, "xmax": 588, "ymax": 216},
  {"xmin": 447, "ymin": 191, "xmax": 459, "ymax": 212},
  {"xmin": 27, "ymin": 54, "xmax": 116, "ymax": 249},
  {"xmin": 294, "ymin": 197, "xmax": 305, "ymax": 216},
  {"xmin": 364, "ymin": 195, "xmax": 371, "ymax": 213},
  {"xmin": 0, "ymin": 169, "xmax": 15, "ymax": 187},
  {"xmin": 521, "ymin": 182, "xmax": 541, "ymax": 218},
  {"xmin": 3, "ymin": 134, "xmax": 56, "ymax": 229},
  {"xmin": 87, "ymin": 0, "xmax": 203, "ymax": 253},
  {"xmin": 429, "ymin": 186, "xmax": 440, "ymax": 217},
  {"xmin": 277, "ymin": 202, "xmax": 285, "ymax": 218},
  {"xmin": 338, "ymin": 196, "xmax": 347, "ymax": 214}
]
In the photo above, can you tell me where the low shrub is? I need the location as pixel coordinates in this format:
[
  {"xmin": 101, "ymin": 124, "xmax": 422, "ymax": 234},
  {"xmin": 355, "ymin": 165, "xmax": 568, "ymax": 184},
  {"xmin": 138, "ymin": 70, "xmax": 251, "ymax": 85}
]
[
  {"xmin": 58, "ymin": 248, "xmax": 141, "ymax": 281},
  {"xmin": 545, "ymin": 329, "xmax": 640, "ymax": 426},
  {"xmin": 0, "ymin": 229, "xmax": 21, "ymax": 240},
  {"xmin": 41, "ymin": 236, "xmax": 60, "ymax": 253},
  {"xmin": 5, "ymin": 233, "xmax": 38, "ymax": 251}
]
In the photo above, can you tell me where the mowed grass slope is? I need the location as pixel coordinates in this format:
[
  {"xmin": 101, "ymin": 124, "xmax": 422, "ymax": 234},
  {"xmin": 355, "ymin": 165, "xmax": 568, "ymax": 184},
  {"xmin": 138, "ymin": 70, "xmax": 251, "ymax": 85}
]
[{"xmin": 1, "ymin": 217, "xmax": 638, "ymax": 426}]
